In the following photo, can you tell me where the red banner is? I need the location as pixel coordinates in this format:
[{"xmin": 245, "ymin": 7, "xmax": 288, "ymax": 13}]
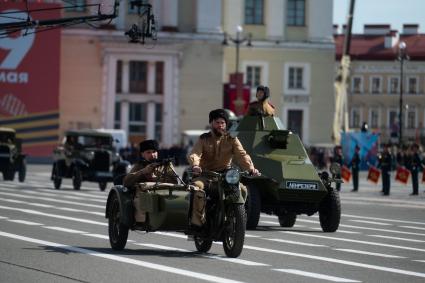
[
  {"xmin": 341, "ymin": 165, "xmax": 351, "ymax": 182},
  {"xmin": 395, "ymin": 166, "xmax": 410, "ymax": 184},
  {"xmin": 0, "ymin": 3, "xmax": 61, "ymax": 157},
  {"xmin": 367, "ymin": 166, "xmax": 380, "ymax": 184},
  {"xmin": 223, "ymin": 83, "xmax": 250, "ymax": 116}
]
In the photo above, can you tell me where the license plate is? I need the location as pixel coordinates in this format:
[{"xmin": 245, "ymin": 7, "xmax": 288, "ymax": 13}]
[{"xmin": 285, "ymin": 181, "xmax": 318, "ymax": 190}]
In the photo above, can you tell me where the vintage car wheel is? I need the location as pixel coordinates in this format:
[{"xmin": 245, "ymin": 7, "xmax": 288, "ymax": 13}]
[
  {"xmin": 99, "ymin": 182, "xmax": 107, "ymax": 191},
  {"xmin": 194, "ymin": 237, "xmax": 212, "ymax": 253},
  {"xmin": 223, "ymin": 204, "xmax": 245, "ymax": 258},
  {"xmin": 52, "ymin": 163, "xmax": 62, "ymax": 190},
  {"xmin": 278, "ymin": 212, "xmax": 297, "ymax": 227},
  {"xmin": 245, "ymin": 184, "xmax": 261, "ymax": 230},
  {"xmin": 3, "ymin": 167, "xmax": 15, "ymax": 181},
  {"xmin": 72, "ymin": 168, "xmax": 82, "ymax": 190},
  {"xmin": 108, "ymin": 194, "xmax": 129, "ymax": 250},
  {"xmin": 319, "ymin": 187, "xmax": 341, "ymax": 232},
  {"xmin": 18, "ymin": 159, "xmax": 26, "ymax": 182}
]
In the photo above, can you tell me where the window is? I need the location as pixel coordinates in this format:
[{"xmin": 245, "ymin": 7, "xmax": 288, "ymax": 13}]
[
  {"xmin": 389, "ymin": 77, "xmax": 399, "ymax": 94},
  {"xmin": 388, "ymin": 109, "xmax": 399, "ymax": 129},
  {"xmin": 129, "ymin": 61, "xmax": 147, "ymax": 93},
  {"xmin": 288, "ymin": 67, "xmax": 303, "ymax": 89},
  {"xmin": 371, "ymin": 77, "xmax": 381, "ymax": 94},
  {"xmin": 114, "ymin": 102, "xmax": 121, "ymax": 129},
  {"xmin": 407, "ymin": 108, "xmax": 416, "ymax": 128},
  {"xmin": 154, "ymin": 103, "xmax": 163, "ymax": 141},
  {"xmin": 155, "ymin": 62, "xmax": 164, "ymax": 94},
  {"xmin": 352, "ymin": 77, "xmax": 362, "ymax": 94},
  {"xmin": 369, "ymin": 108, "xmax": 379, "ymax": 128},
  {"xmin": 246, "ymin": 66, "xmax": 262, "ymax": 88},
  {"xmin": 129, "ymin": 103, "xmax": 147, "ymax": 135},
  {"xmin": 244, "ymin": 0, "xmax": 263, "ymax": 25},
  {"xmin": 350, "ymin": 108, "xmax": 361, "ymax": 128},
  {"xmin": 116, "ymin": 60, "xmax": 122, "ymax": 93},
  {"xmin": 287, "ymin": 0, "xmax": 305, "ymax": 26},
  {"xmin": 65, "ymin": 0, "xmax": 86, "ymax": 12},
  {"xmin": 408, "ymin": 77, "xmax": 418, "ymax": 94}
]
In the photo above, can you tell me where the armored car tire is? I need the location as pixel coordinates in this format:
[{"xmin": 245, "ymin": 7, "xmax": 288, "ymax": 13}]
[
  {"xmin": 99, "ymin": 182, "xmax": 107, "ymax": 191},
  {"xmin": 278, "ymin": 212, "xmax": 297, "ymax": 227},
  {"xmin": 245, "ymin": 184, "xmax": 261, "ymax": 230},
  {"xmin": 319, "ymin": 187, "xmax": 341, "ymax": 232},
  {"xmin": 223, "ymin": 204, "xmax": 246, "ymax": 258},
  {"xmin": 194, "ymin": 237, "xmax": 213, "ymax": 253},
  {"xmin": 18, "ymin": 159, "xmax": 26, "ymax": 182},
  {"xmin": 108, "ymin": 193, "xmax": 129, "ymax": 250},
  {"xmin": 72, "ymin": 167, "xmax": 82, "ymax": 190}
]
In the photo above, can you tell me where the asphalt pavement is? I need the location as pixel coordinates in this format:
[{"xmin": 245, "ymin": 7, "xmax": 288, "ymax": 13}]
[{"xmin": 0, "ymin": 164, "xmax": 425, "ymax": 283}]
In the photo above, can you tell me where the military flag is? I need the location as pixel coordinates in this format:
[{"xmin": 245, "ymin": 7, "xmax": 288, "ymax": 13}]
[
  {"xmin": 395, "ymin": 166, "xmax": 410, "ymax": 184},
  {"xmin": 367, "ymin": 166, "xmax": 380, "ymax": 184}
]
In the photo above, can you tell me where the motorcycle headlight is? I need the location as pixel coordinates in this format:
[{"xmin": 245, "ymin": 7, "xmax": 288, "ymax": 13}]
[
  {"xmin": 85, "ymin": 151, "xmax": 95, "ymax": 160},
  {"xmin": 225, "ymin": 169, "xmax": 240, "ymax": 184}
]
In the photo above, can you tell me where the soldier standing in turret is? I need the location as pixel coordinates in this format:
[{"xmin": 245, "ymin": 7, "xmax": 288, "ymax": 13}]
[{"xmin": 378, "ymin": 144, "xmax": 393, "ymax": 196}]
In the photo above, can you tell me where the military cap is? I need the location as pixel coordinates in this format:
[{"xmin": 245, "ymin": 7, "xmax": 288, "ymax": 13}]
[
  {"xmin": 139, "ymin": 139, "xmax": 159, "ymax": 152},
  {"xmin": 209, "ymin": 109, "xmax": 229, "ymax": 124}
]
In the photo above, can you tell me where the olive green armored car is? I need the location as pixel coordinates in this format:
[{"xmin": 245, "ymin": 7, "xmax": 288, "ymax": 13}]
[
  {"xmin": 0, "ymin": 127, "xmax": 26, "ymax": 182},
  {"xmin": 52, "ymin": 130, "xmax": 130, "ymax": 191},
  {"xmin": 232, "ymin": 115, "xmax": 341, "ymax": 232}
]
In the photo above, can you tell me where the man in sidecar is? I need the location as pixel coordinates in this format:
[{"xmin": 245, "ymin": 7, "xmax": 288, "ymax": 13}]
[
  {"xmin": 188, "ymin": 109, "xmax": 260, "ymax": 227},
  {"xmin": 123, "ymin": 139, "xmax": 178, "ymax": 224}
]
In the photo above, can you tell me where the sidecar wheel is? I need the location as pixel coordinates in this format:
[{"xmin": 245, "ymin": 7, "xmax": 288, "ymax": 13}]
[
  {"xmin": 223, "ymin": 204, "xmax": 245, "ymax": 258},
  {"xmin": 108, "ymin": 193, "xmax": 129, "ymax": 250},
  {"xmin": 194, "ymin": 237, "xmax": 212, "ymax": 253}
]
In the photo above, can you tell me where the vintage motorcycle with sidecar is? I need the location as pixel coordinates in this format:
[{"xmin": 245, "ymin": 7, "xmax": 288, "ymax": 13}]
[{"xmin": 105, "ymin": 159, "xmax": 253, "ymax": 258}]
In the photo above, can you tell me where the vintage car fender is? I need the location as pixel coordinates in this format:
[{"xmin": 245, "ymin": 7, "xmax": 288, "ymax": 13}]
[
  {"xmin": 73, "ymin": 158, "xmax": 89, "ymax": 170},
  {"xmin": 105, "ymin": 185, "xmax": 134, "ymax": 227}
]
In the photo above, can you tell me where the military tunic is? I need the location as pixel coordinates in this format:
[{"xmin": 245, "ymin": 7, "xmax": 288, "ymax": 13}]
[
  {"xmin": 123, "ymin": 159, "xmax": 178, "ymax": 188},
  {"xmin": 350, "ymin": 152, "xmax": 360, "ymax": 191},
  {"xmin": 246, "ymin": 101, "xmax": 275, "ymax": 116},
  {"xmin": 408, "ymin": 153, "xmax": 423, "ymax": 195}
]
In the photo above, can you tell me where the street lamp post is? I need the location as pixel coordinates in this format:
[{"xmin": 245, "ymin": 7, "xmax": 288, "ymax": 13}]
[
  {"xmin": 223, "ymin": 25, "xmax": 252, "ymax": 74},
  {"xmin": 397, "ymin": 41, "xmax": 408, "ymax": 147}
]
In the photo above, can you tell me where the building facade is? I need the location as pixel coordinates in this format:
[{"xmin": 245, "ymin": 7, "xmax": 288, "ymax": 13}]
[
  {"xmin": 222, "ymin": 0, "xmax": 335, "ymax": 145},
  {"xmin": 59, "ymin": 0, "xmax": 335, "ymax": 148},
  {"xmin": 335, "ymin": 24, "xmax": 425, "ymax": 145}
]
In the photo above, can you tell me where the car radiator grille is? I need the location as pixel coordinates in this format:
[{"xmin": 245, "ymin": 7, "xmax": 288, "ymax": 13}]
[{"xmin": 93, "ymin": 151, "xmax": 110, "ymax": 171}]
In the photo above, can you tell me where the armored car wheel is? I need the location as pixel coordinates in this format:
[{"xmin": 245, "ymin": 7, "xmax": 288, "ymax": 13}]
[
  {"xmin": 278, "ymin": 212, "xmax": 297, "ymax": 227},
  {"xmin": 245, "ymin": 184, "xmax": 261, "ymax": 230},
  {"xmin": 319, "ymin": 187, "xmax": 341, "ymax": 232},
  {"xmin": 99, "ymin": 182, "xmax": 107, "ymax": 191},
  {"xmin": 223, "ymin": 204, "xmax": 246, "ymax": 258},
  {"xmin": 72, "ymin": 168, "xmax": 82, "ymax": 190},
  {"xmin": 194, "ymin": 237, "xmax": 213, "ymax": 253},
  {"xmin": 108, "ymin": 193, "xmax": 129, "ymax": 250},
  {"xmin": 18, "ymin": 159, "xmax": 26, "ymax": 182}
]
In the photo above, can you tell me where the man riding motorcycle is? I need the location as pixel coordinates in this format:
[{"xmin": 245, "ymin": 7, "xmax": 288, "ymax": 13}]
[{"xmin": 188, "ymin": 109, "xmax": 260, "ymax": 226}]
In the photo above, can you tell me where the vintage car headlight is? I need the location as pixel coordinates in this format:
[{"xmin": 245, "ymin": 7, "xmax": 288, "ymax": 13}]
[
  {"xmin": 225, "ymin": 169, "xmax": 240, "ymax": 184},
  {"xmin": 85, "ymin": 151, "xmax": 95, "ymax": 160},
  {"xmin": 126, "ymin": 164, "xmax": 132, "ymax": 173},
  {"xmin": 330, "ymin": 162, "xmax": 341, "ymax": 175}
]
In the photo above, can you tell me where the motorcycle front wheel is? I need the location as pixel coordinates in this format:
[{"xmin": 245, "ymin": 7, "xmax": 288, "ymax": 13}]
[{"xmin": 223, "ymin": 204, "xmax": 246, "ymax": 258}]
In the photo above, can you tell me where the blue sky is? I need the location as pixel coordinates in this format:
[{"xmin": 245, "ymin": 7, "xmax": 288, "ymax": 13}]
[{"xmin": 333, "ymin": 0, "xmax": 425, "ymax": 33}]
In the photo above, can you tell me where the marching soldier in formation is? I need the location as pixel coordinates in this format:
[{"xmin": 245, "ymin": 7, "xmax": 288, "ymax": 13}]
[
  {"xmin": 407, "ymin": 144, "xmax": 423, "ymax": 195},
  {"xmin": 332, "ymin": 145, "xmax": 344, "ymax": 191},
  {"xmin": 377, "ymin": 143, "xmax": 393, "ymax": 196},
  {"xmin": 350, "ymin": 145, "xmax": 361, "ymax": 192}
]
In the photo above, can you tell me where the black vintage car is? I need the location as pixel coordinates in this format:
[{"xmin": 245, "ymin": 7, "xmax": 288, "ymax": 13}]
[
  {"xmin": 0, "ymin": 127, "xmax": 26, "ymax": 182},
  {"xmin": 51, "ymin": 130, "xmax": 130, "ymax": 191}
]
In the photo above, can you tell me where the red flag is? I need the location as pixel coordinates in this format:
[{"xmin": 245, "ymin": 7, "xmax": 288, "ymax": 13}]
[
  {"xmin": 367, "ymin": 166, "xmax": 380, "ymax": 184},
  {"xmin": 422, "ymin": 168, "xmax": 425, "ymax": 183},
  {"xmin": 395, "ymin": 166, "xmax": 410, "ymax": 184},
  {"xmin": 341, "ymin": 165, "xmax": 351, "ymax": 182}
]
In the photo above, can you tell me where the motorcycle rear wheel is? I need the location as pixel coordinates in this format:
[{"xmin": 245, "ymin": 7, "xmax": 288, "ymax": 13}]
[{"xmin": 223, "ymin": 204, "xmax": 245, "ymax": 258}]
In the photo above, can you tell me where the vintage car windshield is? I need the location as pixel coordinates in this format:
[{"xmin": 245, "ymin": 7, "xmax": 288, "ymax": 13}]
[
  {"xmin": 0, "ymin": 132, "xmax": 15, "ymax": 143},
  {"xmin": 71, "ymin": 135, "xmax": 112, "ymax": 148}
]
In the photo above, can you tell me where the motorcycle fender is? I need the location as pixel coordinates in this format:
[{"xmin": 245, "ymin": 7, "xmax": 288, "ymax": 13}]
[
  {"xmin": 227, "ymin": 190, "xmax": 245, "ymax": 204},
  {"xmin": 105, "ymin": 186, "xmax": 134, "ymax": 227}
]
